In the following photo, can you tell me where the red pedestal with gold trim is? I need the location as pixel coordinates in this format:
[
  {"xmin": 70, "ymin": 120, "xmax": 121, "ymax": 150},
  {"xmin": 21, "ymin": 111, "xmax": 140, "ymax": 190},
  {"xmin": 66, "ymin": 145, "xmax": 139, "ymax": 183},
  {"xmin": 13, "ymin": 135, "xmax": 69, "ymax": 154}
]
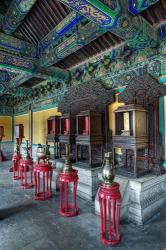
[
  {"xmin": 12, "ymin": 154, "xmax": 22, "ymax": 180},
  {"xmin": 58, "ymin": 170, "xmax": 78, "ymax": 217},
  {"xmin": 34, "ymin": 162, "xmax": 53, "ymax": 200},
  {"xmin": 19, "ymin": 159, "xmax": 33, "ymax": 189},
  {"xmin": 98, "ymin": 183, "xmax": 121, "ymax": 246}
]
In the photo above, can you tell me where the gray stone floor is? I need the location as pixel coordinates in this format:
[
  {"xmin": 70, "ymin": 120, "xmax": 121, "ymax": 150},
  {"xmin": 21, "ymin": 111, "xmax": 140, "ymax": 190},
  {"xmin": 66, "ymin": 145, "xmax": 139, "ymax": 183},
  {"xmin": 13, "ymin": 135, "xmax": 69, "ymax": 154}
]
[{"xmin": 0, "ymin": 161, "xmax": 166, "ymax": 250}]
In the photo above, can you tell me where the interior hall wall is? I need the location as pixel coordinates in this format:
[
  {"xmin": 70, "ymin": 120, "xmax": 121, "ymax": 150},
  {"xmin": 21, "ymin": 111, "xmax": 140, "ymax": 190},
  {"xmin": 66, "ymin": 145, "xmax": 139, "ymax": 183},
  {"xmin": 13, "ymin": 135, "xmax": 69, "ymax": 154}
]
[
  {"xmin": 159, "ymin": 96, "xmax": 166, "ymax": 169},
  {"xmin": 32, "ymin": 107, "xmax": 61, "ymax": 159},
  {"xmin": 33, "ymin": 107, "xmax": 61, "ymax": 145},
  {"xmin": 0, "ymin": 115, "xmax": 14, "ymax": 159},
  {"xmin": 108, "ymin": 94, "xmax": 124, "ymax": 135},
  {"xmin": 14, "ymin": 113, "xmax": 30, "ymax": 142},
  {"xmin": 108, "ymin": 94, "xmax": 124, "ymax": 155}
]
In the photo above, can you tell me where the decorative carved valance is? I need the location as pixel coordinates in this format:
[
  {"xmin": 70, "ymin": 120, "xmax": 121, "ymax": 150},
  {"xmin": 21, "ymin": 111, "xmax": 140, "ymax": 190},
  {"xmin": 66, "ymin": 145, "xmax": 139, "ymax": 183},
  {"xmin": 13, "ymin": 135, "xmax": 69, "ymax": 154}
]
[
  {"xmin": 58, "ymin": 80, "xmax": 114, "ymax": 114},
  {"xmin": 119, "ymin": 74, "xmax": 166, "ymax": 105}
]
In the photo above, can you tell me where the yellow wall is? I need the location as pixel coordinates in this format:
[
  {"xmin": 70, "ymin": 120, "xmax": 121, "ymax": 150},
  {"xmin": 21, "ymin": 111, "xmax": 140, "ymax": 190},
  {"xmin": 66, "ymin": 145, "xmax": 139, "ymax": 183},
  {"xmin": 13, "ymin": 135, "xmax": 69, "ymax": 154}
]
[
  {"xmin": 0, "ymin": 116, "xmax": 12, "ymax": 141},
  {"xmin": 14, "ymin": 113, "xmax": 29, "ymax": 142},
  {"xmin": 33, "ymin": 108, "xmax": 61, "ymax": 144},
  {"xmin": 108, "ymin": 94, "xmax": 124, "ymax": 135}
]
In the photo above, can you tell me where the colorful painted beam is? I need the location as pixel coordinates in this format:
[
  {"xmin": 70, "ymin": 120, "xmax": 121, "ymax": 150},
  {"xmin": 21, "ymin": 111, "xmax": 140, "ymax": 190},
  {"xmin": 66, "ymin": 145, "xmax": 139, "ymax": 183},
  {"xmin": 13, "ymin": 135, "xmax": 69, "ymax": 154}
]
[
  {"xmin": 3, "ymin": 0, "xmax": 38, "ymax": 34},
  {"xmin": 0, "ymin": 70, "xmax": 11, "ymax": 82},
  {"xmin": 35, "ymin": 66, "xmax": 70, "ymax": 83},
  {"xmin": 160, "ymin": 24, "xmax": 166, "ymax": 41},
  {"xmin": 58, "ymin": 0, "xmax": 157, "ymax": 50},
  {"xmin": 122, "ymin": 15, "xmax": 157, "ymax": 49},
  {"xmin": 70, "ymin": 44, "xmax": 166, "ymax": 88},
  {"xmin": 0, "ymin": 106, "xmax": 13, "ymax": 115},
  {"xmin": 0, "ymin": 32, "xmax": 37, "ymax": 59},
  {"xmin": 40, "ymin": 22, "xmax": 106, "ymax": 67},
  {"xmin": 2, "ymin": 86, "xmax": 33, "ymax": 97},
  {"xmin": 40, "ymin": 12, "xmax": 157, "ymax": 68},
  {"xmin": 58, "ymin": 0, "xmax": 121, "ymax": 28},
  {"xmin": 39, "ymin": 12, "xmax": 85, "ymax": 52},
  {"xmin": 128, "ymin": 0, "xmax": 159, "ymax": 15},
  {"xmin": 7, "ymin": 72, "xmax": 33, "ymax": 89},
  {"xmin": 0, "ymin": 71, "xmax": 33, "ymax": 96},
  {"xmin": 0, "ymin": 51, "xmax": 36, "ymax": 73}
]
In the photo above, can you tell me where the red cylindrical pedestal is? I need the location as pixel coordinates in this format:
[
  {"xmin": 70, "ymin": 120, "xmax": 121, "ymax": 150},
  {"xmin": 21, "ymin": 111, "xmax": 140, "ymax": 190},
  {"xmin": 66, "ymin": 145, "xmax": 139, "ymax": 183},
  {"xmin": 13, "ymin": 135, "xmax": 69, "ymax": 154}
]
[
  {"xmin": 12, "ymin": 154, "xmax": 22, "ymax": 180},
  {"xmin": 19, "ymin": 159, "xmax": 33, "ymax": 189},
  {"xmin": 58, "ymin": 170, "xmax": 78, "ymax": 217},
  {"xmin": 34, "ymin": 162, "xmax": 53, "ymax": 200},
  {"xmin": 98, "ymin": 183, "xmax": 121, "ymax": 246}
]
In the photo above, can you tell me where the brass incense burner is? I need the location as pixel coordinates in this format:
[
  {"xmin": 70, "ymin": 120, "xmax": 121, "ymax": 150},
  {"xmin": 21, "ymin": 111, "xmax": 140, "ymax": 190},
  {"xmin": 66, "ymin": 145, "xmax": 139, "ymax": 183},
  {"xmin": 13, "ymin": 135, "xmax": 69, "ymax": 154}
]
[
  {"xmin": 22, "ymin": 140, "xmax": 31, "ymax": 160},
  {"xmin": 45, "ymin": 144, "xmax": 51, "ymax": 163},
  {"xmin": 102, "ymin": 152, "xmax": 115, "ymax": 186},
  {"xmin": 14, "ymin": 138, "xmax": 21, "ymax": 155},
  {"xmin": 36, "ymin": 144, "xmax": 51, "ymax": 163},
  {"xmin": 36, "ymin": 144, "xmax": 46, "ymax": 163},
  {"xmin": 63, "ymin": 144, "xmax": 73, "ymax": 172}
]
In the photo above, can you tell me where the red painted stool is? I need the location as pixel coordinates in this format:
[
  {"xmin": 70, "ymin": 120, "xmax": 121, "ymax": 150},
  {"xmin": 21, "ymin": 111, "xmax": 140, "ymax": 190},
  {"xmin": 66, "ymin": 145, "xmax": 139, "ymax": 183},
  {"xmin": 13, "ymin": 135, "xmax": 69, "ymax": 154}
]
[
  {"xmin": 19, "ymin": 159, "xmax": 33, "ymax": 189},
  {"xmin": 58, "ymin": 169, "xmax": 78, "ymax": 217},
  {"xmin": 12, "ymin": 154, "xmax": 22, "ymax": 180},
  {"xmin": 98, "ymin": 182, "xmax": 121, "ymax": 246},
  {"xmin": 34, "ymin": 162, "xmax": 53, "ymax": 200}
]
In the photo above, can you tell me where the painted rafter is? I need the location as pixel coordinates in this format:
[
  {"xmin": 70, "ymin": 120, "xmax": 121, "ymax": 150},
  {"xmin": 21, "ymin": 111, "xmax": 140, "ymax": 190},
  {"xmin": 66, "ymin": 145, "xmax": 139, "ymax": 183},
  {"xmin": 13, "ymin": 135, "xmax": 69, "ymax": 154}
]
[{"xmin": 3, "ymin": 0, "xmax": 38, "ymax": 35}]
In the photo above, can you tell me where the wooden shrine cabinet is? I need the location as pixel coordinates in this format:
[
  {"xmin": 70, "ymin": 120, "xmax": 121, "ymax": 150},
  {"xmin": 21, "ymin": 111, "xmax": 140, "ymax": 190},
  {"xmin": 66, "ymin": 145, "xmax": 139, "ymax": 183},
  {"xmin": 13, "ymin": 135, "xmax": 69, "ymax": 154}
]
[
  {"xmin": 14, "ymin": 124, "xmax": 24, "ymax": 139},
  {"xmin": 112, "ymin": 104, "xmax": 148, "ymax": 177},
  {"xmin": 46, "ymin": 116, "xmax": 60, "ymax": 159},
  {"xmin": 59, "ymin": 114, "xmax": 76, "ymax": 161},
  {"xmin": 76, "ymin": 110, "xmax": 104, "ymax": 167}
]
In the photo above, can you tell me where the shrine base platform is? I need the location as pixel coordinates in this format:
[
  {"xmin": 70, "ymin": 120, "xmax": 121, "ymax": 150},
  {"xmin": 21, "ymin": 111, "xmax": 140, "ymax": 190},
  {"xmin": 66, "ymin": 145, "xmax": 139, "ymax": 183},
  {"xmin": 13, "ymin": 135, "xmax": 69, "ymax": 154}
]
[
  {"xmin": 72, "ymin": 164, "xmax": 103, "ymax": 201},
  {"xmin": 53, "ymin": 160, "xmax": 102, "ymax": 201},
  {"xmin": 95, "ymin": 173, "xmax": 166, "ymax": 225}
]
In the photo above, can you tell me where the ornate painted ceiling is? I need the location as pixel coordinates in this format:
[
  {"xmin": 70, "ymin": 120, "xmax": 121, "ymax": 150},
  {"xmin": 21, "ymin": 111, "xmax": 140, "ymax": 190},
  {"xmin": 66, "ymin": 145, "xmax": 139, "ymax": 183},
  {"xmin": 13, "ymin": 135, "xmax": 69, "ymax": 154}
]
[{"xmin": 0, "ymin": 0, "xmax": 166, "ymax": 110}]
